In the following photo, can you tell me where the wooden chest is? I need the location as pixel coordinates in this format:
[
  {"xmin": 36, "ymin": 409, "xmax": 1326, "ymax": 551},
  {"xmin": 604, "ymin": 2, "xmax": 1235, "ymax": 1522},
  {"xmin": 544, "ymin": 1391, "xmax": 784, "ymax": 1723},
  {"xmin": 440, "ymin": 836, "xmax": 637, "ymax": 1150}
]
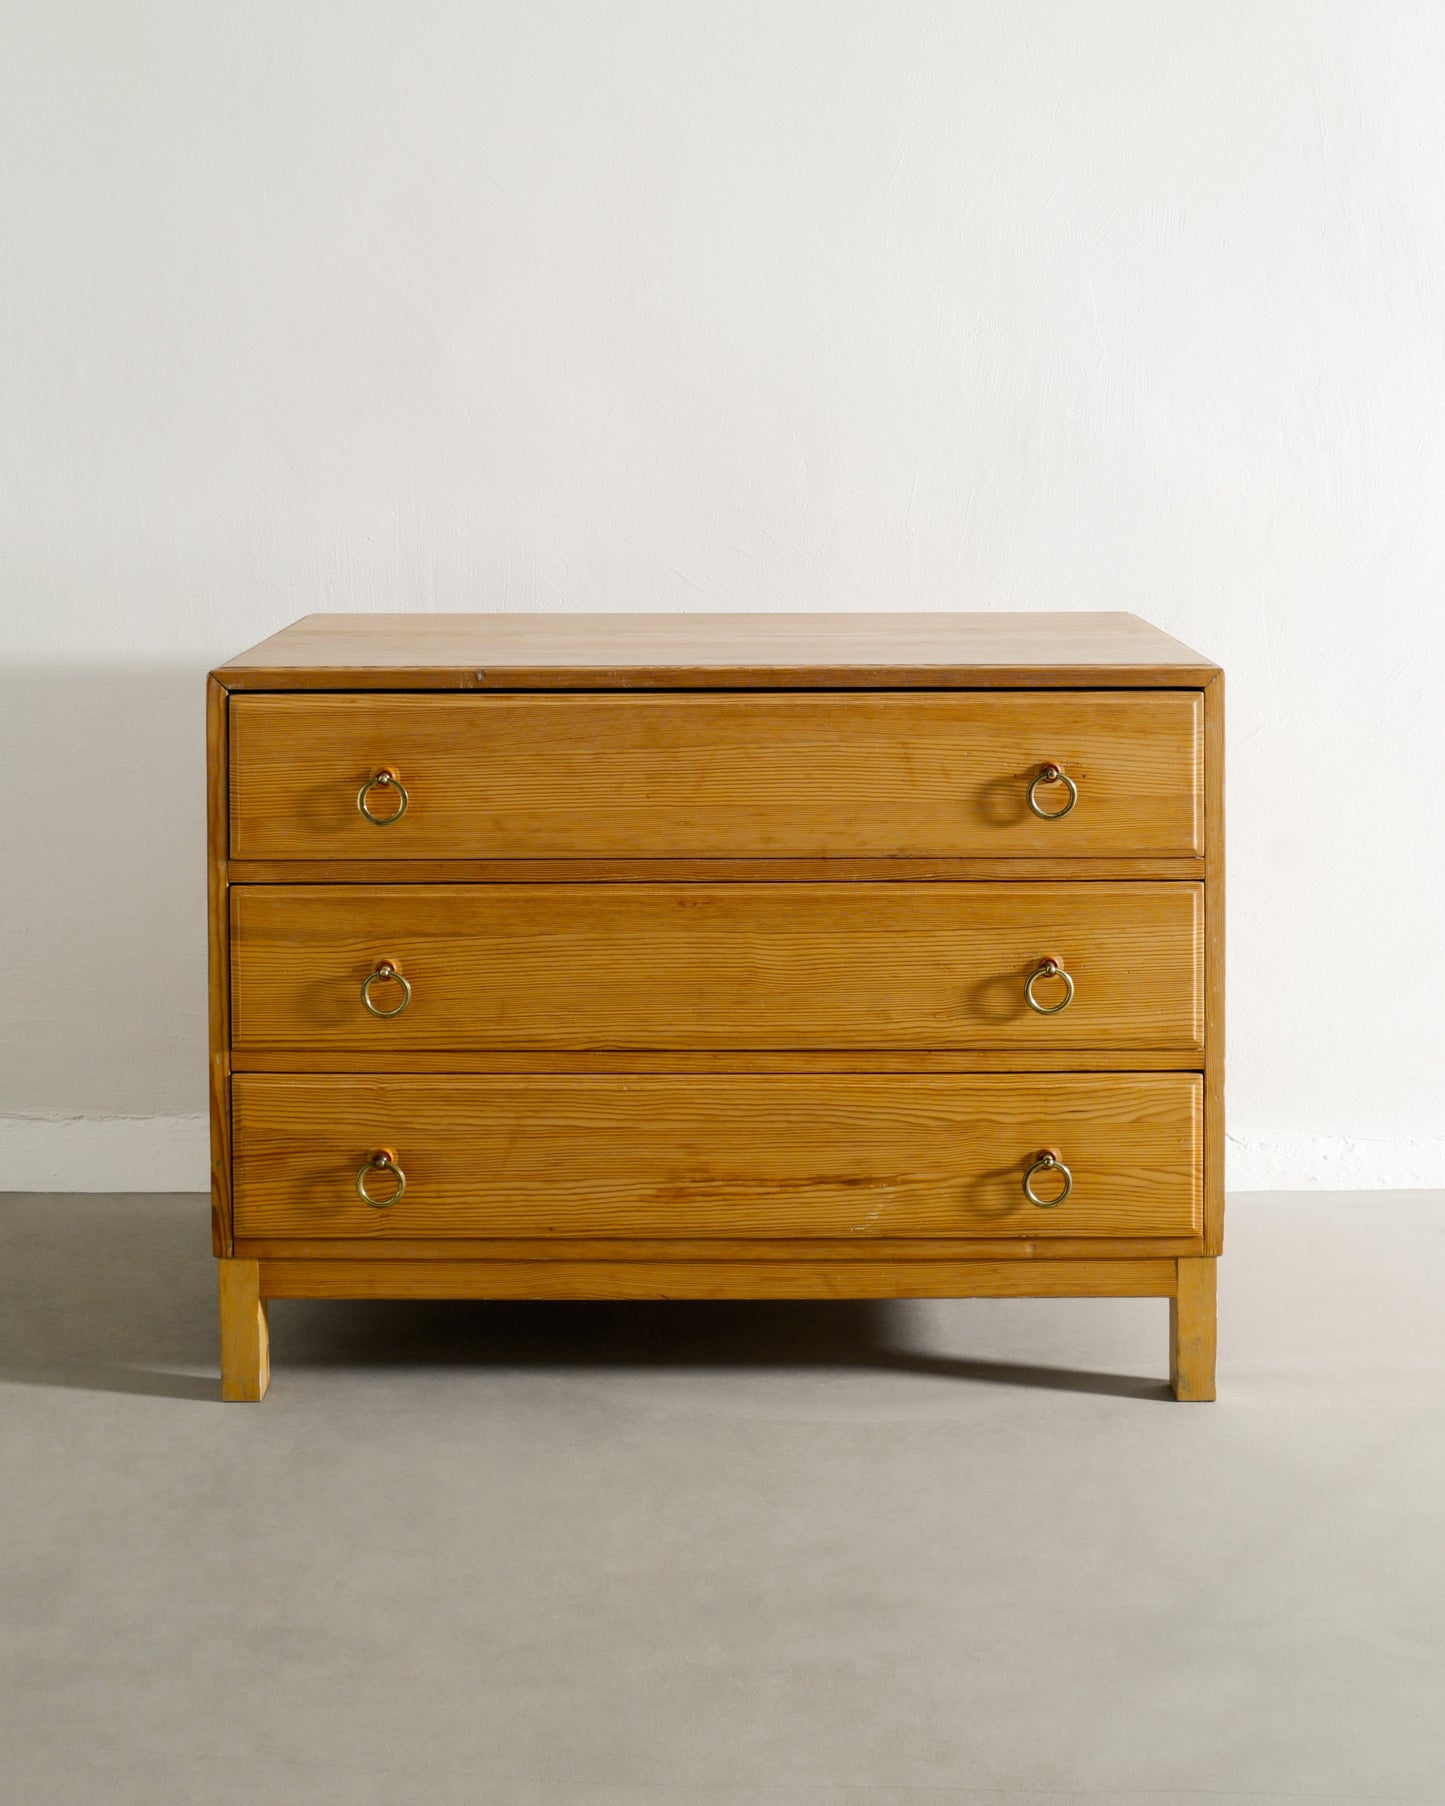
[{"xmin": 208, "ymin": 613, "xmax": 1222, "ymax": 1400}]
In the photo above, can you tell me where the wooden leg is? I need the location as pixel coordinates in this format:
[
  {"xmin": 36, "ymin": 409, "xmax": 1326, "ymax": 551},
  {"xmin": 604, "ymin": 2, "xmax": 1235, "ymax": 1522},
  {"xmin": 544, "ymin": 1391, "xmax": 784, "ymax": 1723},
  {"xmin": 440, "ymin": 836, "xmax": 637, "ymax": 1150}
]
[
  {"xmin": 1170, "ymin": 1257, "xmax": 1217, "ymax": 1401},
  {"xmin": 219, "ymin": 1258, "xmax": 270, "ymax": 1402}
]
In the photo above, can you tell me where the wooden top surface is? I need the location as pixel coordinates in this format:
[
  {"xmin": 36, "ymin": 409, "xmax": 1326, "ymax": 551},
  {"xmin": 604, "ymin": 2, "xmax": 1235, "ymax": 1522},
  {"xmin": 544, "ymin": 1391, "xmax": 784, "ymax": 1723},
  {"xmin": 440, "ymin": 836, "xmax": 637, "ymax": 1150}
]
[{"xmin": 214, "ymin": 611, "xmax": 1218, "ymax": 690}]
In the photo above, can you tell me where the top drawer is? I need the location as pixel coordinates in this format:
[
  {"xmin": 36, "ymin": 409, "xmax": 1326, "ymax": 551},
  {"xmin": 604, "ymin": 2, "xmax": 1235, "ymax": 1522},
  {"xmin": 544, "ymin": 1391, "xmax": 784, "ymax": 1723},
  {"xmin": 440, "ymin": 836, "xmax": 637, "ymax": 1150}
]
[{"xmin": 229, "ymin": 691, "xmax": 1203, "ymax": 861}]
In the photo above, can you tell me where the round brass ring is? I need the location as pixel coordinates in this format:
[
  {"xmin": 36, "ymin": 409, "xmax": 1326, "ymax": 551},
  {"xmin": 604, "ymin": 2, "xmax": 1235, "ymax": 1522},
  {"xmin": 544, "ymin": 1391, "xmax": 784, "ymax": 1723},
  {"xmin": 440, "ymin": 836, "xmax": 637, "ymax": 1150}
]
[
  {"xmin": 1027, "ymin": 764, "xmax": 1078, "ymax": 820},
  {"xmin": 361, "ymin": 961, "xmax": 412, "ymax": 1019},
  {"xmin": 1022, "ymin": 1150, "xmax": 1072, "ymax": 1209},
  {"xmin": 356, "ymin": 1149, "xmax": 406, "ymax": 1209},
  {"xmin": 1025, "ymin": 959, "xmax": 1075, "ymax": 1016},
  {"xmin": 357, "ymin": 769, "xmax": 409, "ymax": 826}
]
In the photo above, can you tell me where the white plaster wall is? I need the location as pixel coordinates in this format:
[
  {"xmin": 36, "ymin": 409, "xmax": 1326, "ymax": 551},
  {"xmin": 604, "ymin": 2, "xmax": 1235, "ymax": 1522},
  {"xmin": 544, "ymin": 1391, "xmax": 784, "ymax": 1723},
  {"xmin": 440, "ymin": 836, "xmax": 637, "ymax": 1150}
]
[{"xmin": 2, "ymin": 1, "xmax": 1442, "ymax": 1189}]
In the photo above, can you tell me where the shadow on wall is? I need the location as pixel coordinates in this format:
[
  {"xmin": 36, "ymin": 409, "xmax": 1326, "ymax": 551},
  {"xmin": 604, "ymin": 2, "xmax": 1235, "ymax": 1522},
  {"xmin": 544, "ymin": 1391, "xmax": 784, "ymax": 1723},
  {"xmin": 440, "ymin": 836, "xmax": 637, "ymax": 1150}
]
[{"xmin": 1, "ymin": 664, "xmax": 209, "ymax": 1122}]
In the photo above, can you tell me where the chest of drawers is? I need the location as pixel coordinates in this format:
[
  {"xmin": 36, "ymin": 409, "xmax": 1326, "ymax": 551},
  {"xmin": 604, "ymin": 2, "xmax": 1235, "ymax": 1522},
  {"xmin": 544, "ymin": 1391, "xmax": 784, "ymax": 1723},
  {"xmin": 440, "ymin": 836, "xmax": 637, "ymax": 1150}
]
[{"xmin": 208, "ymin": 612, "xmax": 1222, "ymax": 1401}]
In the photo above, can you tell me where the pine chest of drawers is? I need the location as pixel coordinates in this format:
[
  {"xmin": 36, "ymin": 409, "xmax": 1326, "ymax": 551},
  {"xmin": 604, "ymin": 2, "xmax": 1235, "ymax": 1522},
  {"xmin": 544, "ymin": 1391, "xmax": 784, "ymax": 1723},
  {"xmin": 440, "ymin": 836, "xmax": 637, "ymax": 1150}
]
[{"xmin": 208, "ymin": 612, "xmax": 1223, "ymax": 1401}]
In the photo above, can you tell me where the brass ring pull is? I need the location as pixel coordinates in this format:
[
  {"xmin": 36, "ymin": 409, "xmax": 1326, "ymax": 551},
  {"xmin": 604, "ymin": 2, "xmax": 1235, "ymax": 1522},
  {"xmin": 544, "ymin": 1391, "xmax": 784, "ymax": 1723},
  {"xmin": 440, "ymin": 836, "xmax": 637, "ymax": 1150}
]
[
  {"xmin": 1023, "ymin": 1149, "xmax": 1072, "ymax": 1209},
  {"xmin": 1025, "ymin": 957, "xmax": 1075, "ymax": 1016},
  {"xmin": 1027, "ymin": 763, "xmax": 1078, "ymax": 820},
  {"xmin": 357, "ymin": 768, "xmax": 409, "ymax": 826},
  {"xmin": 356, "ymin": 1148, "xmax": 406, "ymax": 1209},
  {"xmin": 360, "ymin": 960, "xmax": 412, "ymax": 1018}
]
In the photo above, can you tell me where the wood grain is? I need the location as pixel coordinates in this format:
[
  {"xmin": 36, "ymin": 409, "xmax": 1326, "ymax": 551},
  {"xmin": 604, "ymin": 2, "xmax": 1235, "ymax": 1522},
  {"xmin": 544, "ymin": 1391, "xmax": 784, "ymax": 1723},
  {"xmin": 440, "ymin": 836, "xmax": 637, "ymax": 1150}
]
[
  {"xmin": 227, "ymin": 856, "xmax": 1206, "ymax": 884},
  {"xmin": 231, "ymin": 881, "xmax": 1203, "ymax": 1052},
  {"xmin": 1170, "ymin": 1256, "xmax": 1217, "ymax": 1401},
  {"xmin": 218, "ymin": 1258, "xmax": 269, "ymax": 1401},
  {"xmin": 206, "ymin": 675, "xmax": 233, "ymax": 1257},
  {"xmin": 229, "ymin": 691, "xmax": 1205, "ymax": 860},
  {"xmin": 231, "ymin": 1072, "xmax": 1202, "ymax": 1241},
  {"xmin": 214, "ymin": 610, "xmax": 1219, "ymax": 692},
  {"xmin": 210, "ymin": 609, "xmax": 1222, "ymax": 1397},
  {"xmin": 232, "ymin": 1048, "xmax": 1205, "ymax": 1074},
  {"xmin": 257, "ymin": 1255, "xmax": 1179, "ymax": 1302},
  {"xmin": 1203, "ymin": 672, "xmax": 1226, "ymax": 1256},
  {"xmin": 236, "ymin": 1234, "xmax": 1204, "ymax": 1261}
]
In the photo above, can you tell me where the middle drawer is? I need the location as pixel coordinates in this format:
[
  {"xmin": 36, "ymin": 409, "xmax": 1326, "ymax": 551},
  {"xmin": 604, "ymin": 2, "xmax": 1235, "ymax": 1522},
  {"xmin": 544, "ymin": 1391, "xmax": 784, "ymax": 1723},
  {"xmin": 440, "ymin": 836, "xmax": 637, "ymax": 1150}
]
[{"xmin": 232, "ymin": 882, "xmax": 1202, "ymax": 1052}]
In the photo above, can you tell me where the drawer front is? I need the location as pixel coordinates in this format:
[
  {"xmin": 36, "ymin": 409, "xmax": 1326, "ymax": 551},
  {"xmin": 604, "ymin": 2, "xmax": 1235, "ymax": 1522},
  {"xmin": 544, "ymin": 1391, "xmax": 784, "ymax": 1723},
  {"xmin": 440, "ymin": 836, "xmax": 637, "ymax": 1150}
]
[
  {"xmin": 231, "ymin": 1073, "xmax": 1202, "ymax": 1240},
  {"xmin": 232, "ymin": 882, "xmax": 1203, "ymax": 1051},
  {"xmin": 229, "ymin": 692, "xmax": 1204, "ymax": 859}
]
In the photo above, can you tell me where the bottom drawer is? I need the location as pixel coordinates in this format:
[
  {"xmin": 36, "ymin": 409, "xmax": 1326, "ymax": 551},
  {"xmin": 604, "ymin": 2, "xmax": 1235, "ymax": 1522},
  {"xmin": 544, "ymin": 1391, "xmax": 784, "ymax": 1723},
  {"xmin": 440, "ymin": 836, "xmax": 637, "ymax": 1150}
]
[{"xmin": 232, "ymin": 1073, "xmax": 1202, "ymax": 1241}]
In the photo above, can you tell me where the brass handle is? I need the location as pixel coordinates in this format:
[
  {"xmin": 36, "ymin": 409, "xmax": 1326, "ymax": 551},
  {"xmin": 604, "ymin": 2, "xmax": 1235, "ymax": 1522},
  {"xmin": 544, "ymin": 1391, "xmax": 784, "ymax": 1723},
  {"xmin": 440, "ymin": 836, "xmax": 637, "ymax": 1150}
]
[
  {"xmin": 1027, "ymin": 763, "xmax": 1077, "ymax": 820},
  {"xmin": 1022, "ymin": 1149, "xmax": 1072, "ymax": 1209},
  {"xmin": 356, "ymin": 1148, "xmax": 406, "ymax": 1208},
  {"xmin": 360, "ymin": 960, "xmax": 412, "ymax": 1018},
  {"xmin": 357, "ymin": 768, "xmax": 409, "ymax": 826},
  {"xmin": 1025, "ymin": 957, "xmax": 1075, "ymax": 1016}
]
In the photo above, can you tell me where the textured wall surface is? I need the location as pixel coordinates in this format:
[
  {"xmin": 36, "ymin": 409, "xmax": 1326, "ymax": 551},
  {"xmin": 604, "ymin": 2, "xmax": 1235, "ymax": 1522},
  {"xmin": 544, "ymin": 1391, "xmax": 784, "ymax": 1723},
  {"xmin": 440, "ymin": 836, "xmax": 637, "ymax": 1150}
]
[{"xmin": 2, "ymin": 2, "xmax": 1442, "ymax": 1187}]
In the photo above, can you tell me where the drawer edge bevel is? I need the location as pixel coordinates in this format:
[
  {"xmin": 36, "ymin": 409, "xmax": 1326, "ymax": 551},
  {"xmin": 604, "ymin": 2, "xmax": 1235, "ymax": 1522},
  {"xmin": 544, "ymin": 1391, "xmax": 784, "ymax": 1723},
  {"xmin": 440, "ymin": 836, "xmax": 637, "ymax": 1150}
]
[{"xmin": 235, "ymin": 1235, "xmax": 1206, "ymax": 1262}]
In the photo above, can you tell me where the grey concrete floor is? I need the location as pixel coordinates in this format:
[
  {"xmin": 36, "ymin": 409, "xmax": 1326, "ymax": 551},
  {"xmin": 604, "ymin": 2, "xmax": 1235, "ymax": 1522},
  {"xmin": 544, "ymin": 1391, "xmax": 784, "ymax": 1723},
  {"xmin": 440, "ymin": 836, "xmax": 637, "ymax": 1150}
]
[{"xmin": 1, "ymin": 1193, "xmax": 1442, "ymax": 1806}]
